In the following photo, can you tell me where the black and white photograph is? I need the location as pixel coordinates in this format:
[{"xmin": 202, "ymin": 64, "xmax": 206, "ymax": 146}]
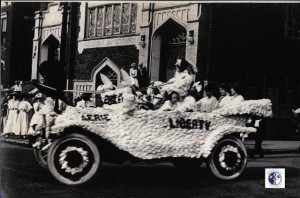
[{"xmin": 0, "ymin": 1, "xmax": 300, "ymax": 197}]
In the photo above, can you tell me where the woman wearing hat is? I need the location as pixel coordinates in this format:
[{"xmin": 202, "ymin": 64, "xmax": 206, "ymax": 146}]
[
  {"xmin": 28, "ymin": 93, "xmax": 44, "ymax": 135},
  {"xmin": 15, "ymin": 93, "xmax": 33, "ymax": 138},
  {"xmin": 3, "ymin": 92, "xmax": 20, "ymax": 137},
  {"xmin": 129, "ymin": 63, "xmax": 139, "ymax": 87}
]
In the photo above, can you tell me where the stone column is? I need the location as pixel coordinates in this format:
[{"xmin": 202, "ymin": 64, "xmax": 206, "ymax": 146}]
[
  {"xmin": 138, "ymin": 3, "xmax": 154, "ymax": 82},
  {"xmin": 31, "ymin": 11, "xmax": 43, "ymax": 80}
]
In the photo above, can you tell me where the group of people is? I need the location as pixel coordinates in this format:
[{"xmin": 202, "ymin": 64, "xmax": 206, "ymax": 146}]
[
  {"xmin": 138, "ymin": 82, "xmax": 245, "ymax": 113},
  {"xmin": 72, "ymin": 58, "xmax": 246, "ymax": 114},
  {"xmin": 1, "ymin": 91, "xmax": 59, "ymax": 140},
  {"xmin": 129, "ymin": 63, "xmax": 149, "ymax": 88},
  {"xmin": 129, "ymin": 58, "xmax": 244, "ymax": 113}
]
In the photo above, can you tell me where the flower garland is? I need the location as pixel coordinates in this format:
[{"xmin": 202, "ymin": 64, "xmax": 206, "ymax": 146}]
[{"xmin": 59, "ymin": 146, "xmax": 89, "ymax": 175}]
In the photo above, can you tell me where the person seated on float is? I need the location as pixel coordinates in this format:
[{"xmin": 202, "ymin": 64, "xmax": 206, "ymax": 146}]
[
  {"xmin": 150, "ymin": 86, "xmax": 163, "ymax": 110},
  {"xmin": 177, "ymin": 89, "xmax": 197, "ymax": 112},
  {"xmin": 226, "ymin": 83, "xmax": 244, "ymax": 106},
  {"xmin": 139, "ymin": 95, "xmax": 154, "ymax": 111},
  {"xmin": 58, "ymin": 92, "xmax": 72, "ymax": 112},
  {"xmin": 217, "ymin": 83, "xmax": 232, "ymax": 108},
  {"xmin": 120, "ymin": 86, "xmax": 138, "ymax": 113},
  {"xmin": 159, "ymin": 58, "xmax": 194, "ymax": 97},
  {"xmin": 188, "ymin": 81, "xmax": 203, "ymax": 102},
  {"xmin": 76, "ymin": 93, "xmax": 95, "ymax": 108},
  {"xmin": 196, "ymin": 84, "xmax": 218, "ymax": 113},
  {"xmin": 158, "ymin": 91, "xmax": 181, "ymax": 112},
  {"xmin": 74, "ymin": 95, "xmax": 82, "ymax": 107}
]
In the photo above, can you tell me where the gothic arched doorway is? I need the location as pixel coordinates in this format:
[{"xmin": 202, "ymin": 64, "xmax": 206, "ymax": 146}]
[
  {"xmin": 40, "ymin": 34, "xmax": 60, "ymax": 63},
  {"xmin": 151, "ymin": 18, "xmax": 187, "ymax": 82}
]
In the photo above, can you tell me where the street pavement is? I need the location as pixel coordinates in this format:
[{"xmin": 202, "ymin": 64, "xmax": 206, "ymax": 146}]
[{"xmin": 0, "ymin": 139, "xmax": 299, "ymax": 198}]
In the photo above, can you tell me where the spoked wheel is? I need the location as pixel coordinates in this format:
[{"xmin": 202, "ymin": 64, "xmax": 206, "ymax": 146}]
[
  {"xmin": 33, "ymin": 136, "xmax": 48, "ymax": 170},
  {"xmin": 47, "ymin": 133, "xmax": 100, "ymax": 185},
  {"xmin": 208, "ymin": 137, "xmax": 247, "ymax": 180},
  {"xmin": 33, "ymin": 148, "xmax": 48, "ymax": 170}
]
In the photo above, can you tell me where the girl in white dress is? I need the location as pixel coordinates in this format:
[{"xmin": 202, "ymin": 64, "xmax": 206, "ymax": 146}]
[
  {"xmin": 28, "ymin": 93, "xmax": 44, "ymax": 135},
  {"xmin": 3, "ymin": 92, "xmax": 20, "ymax": 136},
  {"xmin": 15, "ymin": 94, "xmax": 33, "ymax": 137}
]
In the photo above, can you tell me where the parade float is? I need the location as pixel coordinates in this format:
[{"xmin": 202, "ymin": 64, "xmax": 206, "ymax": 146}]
[
  {"xmin": 32, "ymin": 92, "xmax": 272, "ymax": 185},
  {"xmin": 31, "ymin": 67, "xmax": 272, "ymax": 185}
]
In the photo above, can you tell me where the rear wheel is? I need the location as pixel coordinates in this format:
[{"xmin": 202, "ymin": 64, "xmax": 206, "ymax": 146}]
[
  {"xmin": 47, "ymin": 133, "xmax": 100, "ymax": 185},
  {"xmin": 208, "ymin": 137, "xmax": 247, "ymax": 180}
]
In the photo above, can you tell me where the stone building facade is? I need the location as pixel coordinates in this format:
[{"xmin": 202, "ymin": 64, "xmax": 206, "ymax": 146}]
[
  {"xmin": 29, "ymin": 2, "xmax": 300, "ymax": 138},
  {"xmin": 30, "ymin": 2, "xmax": 300, "ymax": 109},
  {"xmin": 31, "ymin": 2, "xmax": 204, "ymax": 96}
]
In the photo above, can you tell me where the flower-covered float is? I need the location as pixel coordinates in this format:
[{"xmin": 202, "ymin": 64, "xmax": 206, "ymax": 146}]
[{"xmin": 32, "ymin": 88, "xmax": 272, "ymax": 185}]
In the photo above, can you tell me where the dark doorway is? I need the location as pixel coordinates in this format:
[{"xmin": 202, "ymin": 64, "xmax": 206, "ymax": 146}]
[{"xmin": 151, "ymin": 19, "xmax": 186, "ymax": 82}]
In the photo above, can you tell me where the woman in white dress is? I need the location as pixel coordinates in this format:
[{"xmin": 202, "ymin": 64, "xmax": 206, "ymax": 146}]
[
  {"xmin": 15, "ymin": 93, "xmax": 33, "ymax": 137},
  {"xmin": 217, "ymin": 84, "xmax": 232, "ymax": 108},
  {"xmin": 159, "ymin": 58, "xmax": 194, "ymax": 97},
  {"xmin": 129, "ymin": 63, "xmax": 139, "ymax": 87},
  {"xmin": 228, "ymin": 83, "xmax": 244, "ymax": 105},
  {"xmin": 159, "ymin": 91, "xmax": 182, "ymax": 112},
  {"xmin": 28, "ymin": 93, "xmax": 44, "ymax": 135},
  {"xmin": 3, "ymin": 92, "xmax": 20, "ymax": 136}
]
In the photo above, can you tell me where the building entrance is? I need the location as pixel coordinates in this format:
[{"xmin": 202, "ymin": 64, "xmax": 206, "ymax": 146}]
[
  {"xmin": 151, "ymin": 18, "xmax": 186, "ymax": 82},
  {"xmin": 162, "ymin": 33, "xmax": 186, "ymax": 81}
]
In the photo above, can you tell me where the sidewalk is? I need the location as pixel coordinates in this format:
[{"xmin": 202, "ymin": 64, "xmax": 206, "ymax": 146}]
[{"xmin": 0, "ymin": 136, "xmax": 29, "ymax": 146}]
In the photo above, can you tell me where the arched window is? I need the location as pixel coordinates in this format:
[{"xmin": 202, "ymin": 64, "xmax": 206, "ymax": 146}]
[{"xmin": 95, "ymin": 65, "xmax": 118, "ymax": 87}]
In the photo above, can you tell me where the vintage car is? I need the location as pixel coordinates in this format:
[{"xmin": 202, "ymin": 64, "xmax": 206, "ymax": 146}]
[{"xmin": 32, "ymin": 95, "xmax": 272, "ymax": 186}]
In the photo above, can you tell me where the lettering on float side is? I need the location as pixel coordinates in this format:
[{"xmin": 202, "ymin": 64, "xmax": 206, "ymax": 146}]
[
  {"xmin": 168, "ymin": 118, "xmax": 211, "ymax": 130},
  {"xmin": 81, "ymin": 114, "xmax": 110, "ymax": 121}
]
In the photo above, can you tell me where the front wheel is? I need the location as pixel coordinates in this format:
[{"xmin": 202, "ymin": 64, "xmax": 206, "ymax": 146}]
[
  {"xmin": 47, "ymin": 133, "xmax": 100, "ymax": 185},
  {"xmin": 207, "ymin": 137, "xmax": 247, "ymax": 180},
  {"xmin": 33, "ymin": 148, "xmax": 48, "ymax": 170}
]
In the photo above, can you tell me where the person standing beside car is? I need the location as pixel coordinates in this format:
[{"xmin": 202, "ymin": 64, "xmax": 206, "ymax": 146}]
[
  {"xmin": 15, "ymin": 93, "xmax": 33, "ymax": 138},
  {"xmin": 3, "ymin": 92, "xmax": 20, "ymax": 137}
]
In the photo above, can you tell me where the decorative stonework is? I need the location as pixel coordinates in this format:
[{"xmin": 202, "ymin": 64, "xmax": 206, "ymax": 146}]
[
  {"xmin": 78, "ymin": 36, "xmax": 138, "ymax": 53},
  {"xmin": 42, "ymin": 27, "xmax": 61, "ymax": 43},
  {"xmin": 153, "ymin": 8, "xmax": 190, "ymax": 29}
]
